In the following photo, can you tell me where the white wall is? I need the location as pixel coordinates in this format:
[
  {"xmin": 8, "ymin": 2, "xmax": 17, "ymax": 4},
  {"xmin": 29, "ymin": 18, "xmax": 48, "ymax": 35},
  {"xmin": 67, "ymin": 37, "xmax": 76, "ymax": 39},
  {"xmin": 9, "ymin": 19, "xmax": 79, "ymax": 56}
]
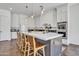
[
  {"xmin": 68, "ymin": 4, "xmax": 79, "ymax": 45},
  {"xmin": 34, "ymin": 9, "xmax": 57, "ymax": 27}
]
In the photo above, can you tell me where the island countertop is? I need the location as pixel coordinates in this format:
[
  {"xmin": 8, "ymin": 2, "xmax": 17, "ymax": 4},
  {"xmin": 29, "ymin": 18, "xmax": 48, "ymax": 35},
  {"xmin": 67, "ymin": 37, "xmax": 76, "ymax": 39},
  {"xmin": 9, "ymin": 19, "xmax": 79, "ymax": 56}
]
[{"xmin": 25, "ymin": 32, "xmax": 63, "ymax": 41}]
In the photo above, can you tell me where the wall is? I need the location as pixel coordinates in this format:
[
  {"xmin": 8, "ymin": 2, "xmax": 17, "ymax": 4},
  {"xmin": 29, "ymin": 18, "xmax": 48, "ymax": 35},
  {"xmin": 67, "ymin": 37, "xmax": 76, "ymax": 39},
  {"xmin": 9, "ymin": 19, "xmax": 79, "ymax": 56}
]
[
  {"xmin": 68, "ymin": 4, "xmax": 79, "ymax": 45},
  {"xmin": 34, "ymin": 9, "xmax": 57, "ymax": 27}
]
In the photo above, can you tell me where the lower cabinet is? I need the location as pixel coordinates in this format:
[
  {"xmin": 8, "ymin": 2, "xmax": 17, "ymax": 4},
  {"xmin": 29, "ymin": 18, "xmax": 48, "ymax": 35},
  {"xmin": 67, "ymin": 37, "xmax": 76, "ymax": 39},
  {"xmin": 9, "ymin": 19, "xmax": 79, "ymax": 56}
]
[
  {"xmin": 11, "ymin": 32, "xmax": 17, "ymax": 39},
  {"xmin": 62, "ymin": 39, "xmax": 68, "ymax": 45}
]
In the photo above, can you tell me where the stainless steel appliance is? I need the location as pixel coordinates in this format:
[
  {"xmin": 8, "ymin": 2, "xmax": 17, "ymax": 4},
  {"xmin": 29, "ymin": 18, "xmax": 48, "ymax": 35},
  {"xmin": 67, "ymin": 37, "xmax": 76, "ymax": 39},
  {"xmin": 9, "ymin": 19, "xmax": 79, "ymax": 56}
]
[
  {"xmin": 57, "ymin": 22, "xmax": 67, "ymax": 39},
  {"xmin": 57, "ymin": 22, "xmax": 67, "ymax": 30}
]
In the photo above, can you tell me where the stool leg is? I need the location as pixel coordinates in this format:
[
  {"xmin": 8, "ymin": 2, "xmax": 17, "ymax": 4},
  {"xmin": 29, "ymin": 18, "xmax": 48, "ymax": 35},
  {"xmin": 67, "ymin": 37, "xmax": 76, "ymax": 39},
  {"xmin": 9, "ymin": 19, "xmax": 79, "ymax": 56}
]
[
  {"xmin": 42, "ymin": 48, "xmax": 45, "ymax": 56},
  {"xmin": 34, "ymin": 51, "xmax": 37, "ymax": 56},
  {"xmin": 24, "ymin": 51, "xmax": 26, "ymax": 56},
  {"xmin": 27, "ymin": 46, "xmax": 30, "ymax": 56}
]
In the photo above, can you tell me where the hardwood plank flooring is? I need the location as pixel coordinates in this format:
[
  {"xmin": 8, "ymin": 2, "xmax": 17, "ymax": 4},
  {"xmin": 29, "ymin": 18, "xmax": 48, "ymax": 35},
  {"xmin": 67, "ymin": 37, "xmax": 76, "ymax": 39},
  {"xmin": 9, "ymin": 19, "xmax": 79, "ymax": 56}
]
[
  {"xmin": 0, "ymin": 39, "xmax": 79, "ymax": 56},
  {"xmin": 63, "ymin": 44, "xmax": 79, "ymax": 56},
  {"xmin": 0, "ymin": 40, "xmax": 21, "ymax": 56}
]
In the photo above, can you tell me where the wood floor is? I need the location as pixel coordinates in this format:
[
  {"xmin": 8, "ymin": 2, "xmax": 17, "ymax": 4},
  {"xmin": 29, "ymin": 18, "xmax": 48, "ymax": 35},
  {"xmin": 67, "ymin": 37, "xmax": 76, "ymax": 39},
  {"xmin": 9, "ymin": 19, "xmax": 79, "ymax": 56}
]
[
  {"xmin": 0, "ymin": 39, "xmax": 79, "ymax": 56},
  {"xmin": 63, "ymin": 44, "xmax": 79, "ymax": 56},
  {"xmin": 0, "ymin": 39, "xmax": 21, "ymax": 56}
]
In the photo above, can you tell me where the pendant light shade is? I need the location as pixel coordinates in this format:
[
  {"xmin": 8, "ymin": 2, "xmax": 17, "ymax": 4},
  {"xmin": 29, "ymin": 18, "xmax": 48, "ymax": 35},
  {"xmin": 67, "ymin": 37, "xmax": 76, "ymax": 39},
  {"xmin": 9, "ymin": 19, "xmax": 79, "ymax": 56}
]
[{"xmin": 40, "ymin": 5, "xmax": 45, "ymax": 16}]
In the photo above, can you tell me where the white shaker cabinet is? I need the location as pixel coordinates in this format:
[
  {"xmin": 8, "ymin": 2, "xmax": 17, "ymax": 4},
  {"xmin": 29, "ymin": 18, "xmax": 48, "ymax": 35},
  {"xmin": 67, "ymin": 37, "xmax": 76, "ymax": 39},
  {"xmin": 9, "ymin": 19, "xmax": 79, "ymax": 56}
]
[
  {"xmin": 57, "ymin": 7, "xmax": 62, "ymax": 22},
  {"xmin": 57, "ymin": 4, "xmax": 68, "ymax": 22},
  {"xmin": 56, "ymin": 4, "xmax": 68, "ymax": 45},
  {"xmin": 11, "ymin": 32, "xmax": 17, "ymax": 39},
  {"xmin": 0, "ymin": 9, "xmax": 11, "ymax": 41}
]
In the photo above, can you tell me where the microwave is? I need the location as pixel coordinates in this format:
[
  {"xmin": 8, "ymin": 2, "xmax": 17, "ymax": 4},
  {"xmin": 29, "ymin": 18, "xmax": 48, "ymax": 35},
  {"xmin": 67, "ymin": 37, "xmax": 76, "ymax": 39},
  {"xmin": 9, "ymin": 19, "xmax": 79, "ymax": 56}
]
[{"xmin": 57, "ymin": 22, "xmax": 67, "ymax": 30}]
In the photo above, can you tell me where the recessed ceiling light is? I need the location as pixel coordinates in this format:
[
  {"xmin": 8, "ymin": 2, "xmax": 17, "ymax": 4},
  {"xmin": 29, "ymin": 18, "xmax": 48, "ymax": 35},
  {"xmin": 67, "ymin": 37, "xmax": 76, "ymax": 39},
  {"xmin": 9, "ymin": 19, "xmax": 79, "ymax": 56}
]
[
  {"xmin": 41, "ymin": 10, "xmax": 44, "ymax": 14},
  {"xmin": 31, "ymin": 15, "xmax": 34, "ymax": 19},
  {"xmin": 10, "ymin": 8, "xmax": 12, "ymax": 10}
]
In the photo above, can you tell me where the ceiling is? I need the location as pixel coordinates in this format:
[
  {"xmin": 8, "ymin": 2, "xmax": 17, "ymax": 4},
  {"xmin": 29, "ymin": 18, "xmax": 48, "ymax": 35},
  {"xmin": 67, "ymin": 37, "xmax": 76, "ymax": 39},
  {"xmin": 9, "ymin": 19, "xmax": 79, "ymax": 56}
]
[{"xmin": 0, "ymin": 3, "xmax": 64, "ymax": 16}]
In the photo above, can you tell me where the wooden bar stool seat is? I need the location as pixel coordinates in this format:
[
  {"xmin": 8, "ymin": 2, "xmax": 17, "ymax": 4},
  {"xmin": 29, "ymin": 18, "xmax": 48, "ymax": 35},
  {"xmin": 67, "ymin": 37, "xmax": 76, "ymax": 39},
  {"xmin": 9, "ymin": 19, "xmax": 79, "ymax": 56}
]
[
  {"xmin": 36, "ymin": 41, "xmax": 46, "ymax": 50},
  {"xmin": 27, "ymin": 35, "xmax": 46, "ymax": 56}
]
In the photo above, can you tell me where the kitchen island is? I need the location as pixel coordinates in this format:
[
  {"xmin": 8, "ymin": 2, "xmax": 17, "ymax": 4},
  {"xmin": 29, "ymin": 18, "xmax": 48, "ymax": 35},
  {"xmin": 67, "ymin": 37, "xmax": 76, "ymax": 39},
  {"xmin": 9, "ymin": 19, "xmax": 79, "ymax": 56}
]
[{"xmin": 25, "ymin": 32, "xmax": 63, "ymax": 56}]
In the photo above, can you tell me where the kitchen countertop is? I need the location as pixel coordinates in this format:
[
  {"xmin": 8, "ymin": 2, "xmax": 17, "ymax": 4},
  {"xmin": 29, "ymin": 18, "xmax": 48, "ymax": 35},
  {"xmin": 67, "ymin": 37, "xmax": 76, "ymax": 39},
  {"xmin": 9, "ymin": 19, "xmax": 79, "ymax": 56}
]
[
  {"xmin": 28, "ymin": 27, "xmax": 57, "ymax": 30},
  {"xmin": 28, "ymin": 28, "xmax": 57, "ymax": 32},
  {"xmin": 25, "ymin": 32, "xmax": 63, "ymax": 41},
  {"xmin": 10, "ymin": 28, "xmax": 19, "ymax": 32}
]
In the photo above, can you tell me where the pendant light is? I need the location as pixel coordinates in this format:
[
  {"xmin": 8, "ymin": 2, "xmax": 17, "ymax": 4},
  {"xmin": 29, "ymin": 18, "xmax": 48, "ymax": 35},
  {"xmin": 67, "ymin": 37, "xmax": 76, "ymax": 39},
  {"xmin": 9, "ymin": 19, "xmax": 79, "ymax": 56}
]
[
  {"xmin": 40, "ymin": 5, "xmax": 45, "ymax": 16},
  {"xmin": 31, "ymin": 4, "xmax": 34, "ymax": 19},
  {"xmin": 26, "ymin": 4, "xmax": 34, "ymax": 19}
]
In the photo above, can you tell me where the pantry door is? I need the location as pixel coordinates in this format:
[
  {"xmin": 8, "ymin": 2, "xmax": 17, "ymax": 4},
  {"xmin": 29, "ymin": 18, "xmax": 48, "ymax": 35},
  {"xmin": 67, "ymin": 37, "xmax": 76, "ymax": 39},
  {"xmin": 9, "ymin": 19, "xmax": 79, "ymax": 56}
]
[{"xmin": 0, "ymin": 14, "xmax": 11, "ymax": 41}]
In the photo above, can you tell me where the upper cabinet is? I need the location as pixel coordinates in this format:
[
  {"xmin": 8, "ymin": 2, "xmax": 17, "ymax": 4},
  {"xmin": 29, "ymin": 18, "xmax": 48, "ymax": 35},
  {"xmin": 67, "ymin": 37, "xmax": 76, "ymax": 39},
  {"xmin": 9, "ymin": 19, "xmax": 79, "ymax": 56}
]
[
  {"xmin": 34, "ymin": 9, "xmax": 57, "ymax": 27},
  {"xmin": 57, "ymin": 4, "xmax": 68, "ymax": 22},
  {"xmin": 11, "ymin": 13, "xmax": 28, "ymax": 28}
]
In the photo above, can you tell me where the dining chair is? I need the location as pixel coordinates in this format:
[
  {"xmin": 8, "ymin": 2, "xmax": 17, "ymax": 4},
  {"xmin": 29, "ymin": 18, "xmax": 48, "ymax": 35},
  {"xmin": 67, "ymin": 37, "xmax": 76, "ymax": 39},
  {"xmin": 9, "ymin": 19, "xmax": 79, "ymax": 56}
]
[{"xmin": 27, "ymin": 35, "xmax": 46, "ymax": 56}]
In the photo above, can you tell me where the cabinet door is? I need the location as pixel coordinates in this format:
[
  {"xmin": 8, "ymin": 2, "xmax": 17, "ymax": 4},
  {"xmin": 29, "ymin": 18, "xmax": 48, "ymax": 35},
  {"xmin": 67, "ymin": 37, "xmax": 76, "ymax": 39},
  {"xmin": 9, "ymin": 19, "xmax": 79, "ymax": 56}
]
[
  {"xmin": 57, "ymin": 7, "xmax": 62, "ymax": 22},
  {"xmin": 11, "ymin": 32, "xmax": 17, "ymax": 39},
  {"xmin": 0, "ymin": 15, "xmax": 11, "ymax": 41},
  {"xmin": 62, "ymin": 6, "xmax": 67, "ymax": 22},
  {"xmin": 57, "ymin": 5, "xmax": 68, "ymax": 22}
]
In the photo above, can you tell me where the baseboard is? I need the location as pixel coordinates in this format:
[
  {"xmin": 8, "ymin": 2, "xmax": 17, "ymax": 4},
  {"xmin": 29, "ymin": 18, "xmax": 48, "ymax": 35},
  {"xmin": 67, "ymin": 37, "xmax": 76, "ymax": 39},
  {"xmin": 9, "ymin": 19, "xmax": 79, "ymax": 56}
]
[
  {"xmin": 0, "ymin": 40, "xmax": 10, "ymax": 42},
  {"xmin": 0, "ymin": 38, "xmax": 11, "ymax": 41},
  {"xmin": 69, "ymin": 43, "xmax": 79, "ymax": 46},
  {"xmin": 69, "ymin": 42, "xmax": 79, "ymax": 46}
]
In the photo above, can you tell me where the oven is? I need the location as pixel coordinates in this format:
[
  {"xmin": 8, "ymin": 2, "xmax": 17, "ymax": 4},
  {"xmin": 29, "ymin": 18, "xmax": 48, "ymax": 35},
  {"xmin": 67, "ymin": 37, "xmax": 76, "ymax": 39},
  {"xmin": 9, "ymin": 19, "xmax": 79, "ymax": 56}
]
[
  {"xmin": 57, "ymin": 22, "xmax": 67, "ymax": 30},
  {"xmin": 57, "ymin": 22, "xmax": 67, "ymax": 39},
  {"xmin": 58, "ymin": 31, "xmax": 66, "ymax": 38}
]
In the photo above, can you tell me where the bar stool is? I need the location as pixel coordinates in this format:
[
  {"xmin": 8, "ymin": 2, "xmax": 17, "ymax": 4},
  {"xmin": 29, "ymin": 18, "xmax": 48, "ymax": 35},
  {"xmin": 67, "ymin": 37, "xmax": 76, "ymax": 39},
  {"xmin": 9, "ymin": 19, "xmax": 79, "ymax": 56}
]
[
  {"xmin": 16, "ymin": 32, "xmax": 22, "ymax": 50},
  {"xmin": 27, "ymin": 35, "xmax": 46, "ymax": 56},
  {"xmin": 20, "ymin": 33, "xmax": 30, "ymax": 56}
]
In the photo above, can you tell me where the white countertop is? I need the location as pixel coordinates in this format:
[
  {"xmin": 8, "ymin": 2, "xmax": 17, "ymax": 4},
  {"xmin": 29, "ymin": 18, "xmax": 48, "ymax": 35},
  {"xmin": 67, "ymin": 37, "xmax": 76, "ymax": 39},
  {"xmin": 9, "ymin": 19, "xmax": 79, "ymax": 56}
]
[{"xmin": 25, "ymin": 32, "xmax": 63, "ymax": 41}]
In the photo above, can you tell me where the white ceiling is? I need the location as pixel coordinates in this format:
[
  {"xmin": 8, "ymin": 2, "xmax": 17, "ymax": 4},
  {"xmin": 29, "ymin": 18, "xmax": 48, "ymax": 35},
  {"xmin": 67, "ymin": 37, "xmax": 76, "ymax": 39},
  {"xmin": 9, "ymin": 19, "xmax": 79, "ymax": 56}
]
[{"xmin": 0, "ymin": 3, "xmax": 64, "ymax": 16}]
